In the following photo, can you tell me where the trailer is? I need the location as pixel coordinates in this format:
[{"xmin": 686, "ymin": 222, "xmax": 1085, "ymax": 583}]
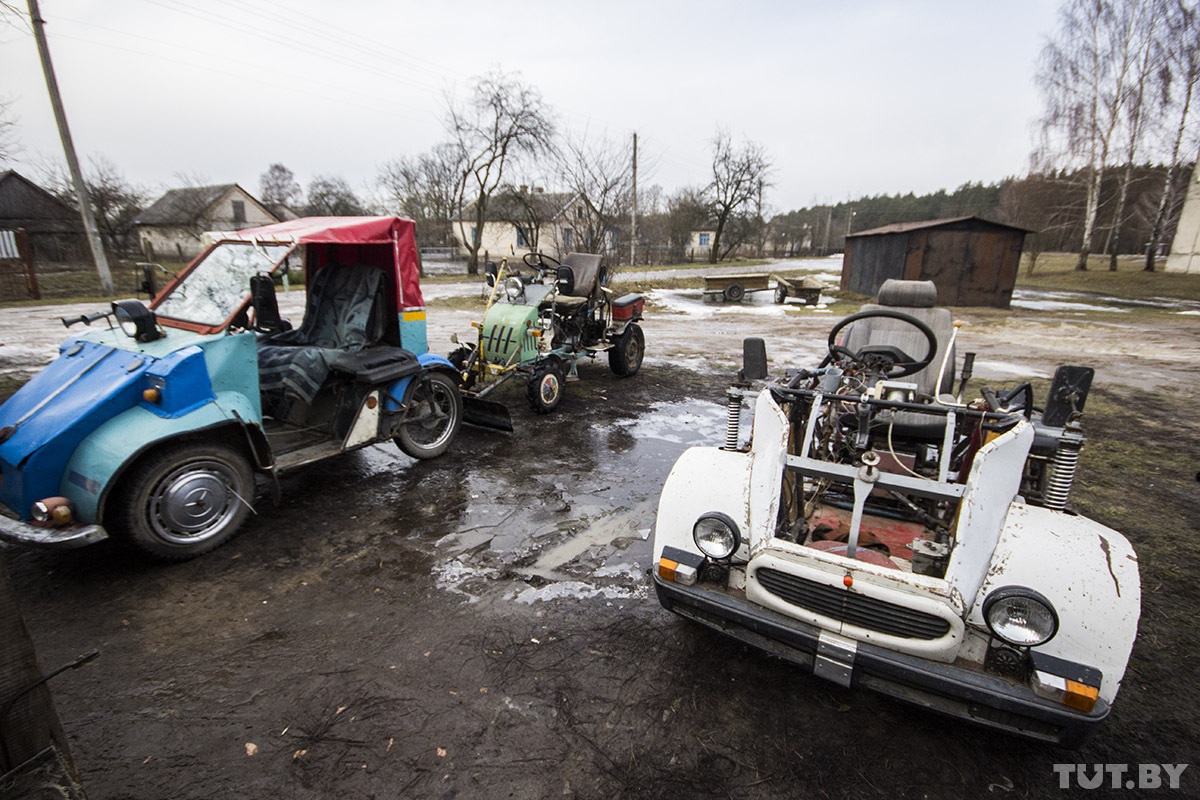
[{"xmin": 702, "ymin": 272, "xmax": 824, "ymax": 304}]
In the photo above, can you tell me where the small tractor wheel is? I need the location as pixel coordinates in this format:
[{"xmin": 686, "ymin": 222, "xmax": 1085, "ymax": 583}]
[
  {"xmin": 774, "ymin": 284, "xmax": 788, "ymax": 304},
  {"xmin": 723, "ymin": 283, "xmax": 745, "ymax": 302},
  {"xmin": 527, "ymin": 360, "xmax": 566, "ymax": 414},
  {"xmin": 608, "ymin": 323, "xmax": 645, "ymax": 377}
]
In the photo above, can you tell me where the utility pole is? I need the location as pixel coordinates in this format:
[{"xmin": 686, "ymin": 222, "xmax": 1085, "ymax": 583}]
[
  {"xmin": 630, "ymin": 131, "xmax": 638, "ymax": 266},
  {"xmin": 27, "ymin": 0, "xmax": 113, "ymax": 295}
]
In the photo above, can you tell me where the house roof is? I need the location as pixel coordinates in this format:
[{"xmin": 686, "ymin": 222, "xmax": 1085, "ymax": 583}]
[
  {"xmin": 847, "ymin": 215, "xmax": 1034, "ymax": 238},
  {"xmin": 0, "ymin": 170, "xmax": 80, "ymax": 225},
  {"xmin": 134, "ymin": 183, "xmax": 240, "ymax": 226},
  {"xmin": 452, "ymin": 191, "xmax": 576, "ymax": 223}
]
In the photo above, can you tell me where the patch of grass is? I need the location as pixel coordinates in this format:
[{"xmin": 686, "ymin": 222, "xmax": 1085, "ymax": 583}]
[
  {"xmin": 1018, "ymin": 252, "xmax": 1200, "ymax": 300},
  {"xmin": 426, "ymin": 294, "xmax": 488, "ymax": 311}
]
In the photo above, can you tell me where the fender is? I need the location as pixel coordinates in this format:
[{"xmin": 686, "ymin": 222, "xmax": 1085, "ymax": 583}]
[
  {"xmin": 60, "ymin": 390, "xmax": 261, "ymax": 523},
  {"xmin": 966, "ymin": 503, "xmax": 1141, "ymax": 705},
  {"xmin": 382, "ymin": 352, "xmax": 456, "ymax": 411}
]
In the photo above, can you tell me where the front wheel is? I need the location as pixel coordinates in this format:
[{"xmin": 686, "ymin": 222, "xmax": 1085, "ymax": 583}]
[
  {"xmin": 774, "ymin": 284, "xmax": 788, "ymax": 304},
  {"xmin": 527, "ymin": 359, "xmax": 566, "ymax": 414},
  {"xmin": 608, "ymin": 323, "xmax": 645, "ymax": 377},
  {"xmin": 112, "ymin": 441, "xmax": 255, "ymax": 561},
  {"xmin": 394, "ymin": 371, "xmax": 463, "ymax": 459}
]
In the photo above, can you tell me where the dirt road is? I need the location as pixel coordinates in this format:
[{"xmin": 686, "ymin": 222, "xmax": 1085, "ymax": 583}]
[{"xmin": 2, "ymin": 273, "xmax": 1198, "ymax": 798}]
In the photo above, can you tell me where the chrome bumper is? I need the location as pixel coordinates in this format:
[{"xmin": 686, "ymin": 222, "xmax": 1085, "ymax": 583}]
[{"xmin": 0, "ymin": 513, "xmax": 108, "ymax": 548}]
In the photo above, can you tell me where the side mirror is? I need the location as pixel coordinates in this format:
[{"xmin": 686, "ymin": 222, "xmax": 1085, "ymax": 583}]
[
  {"xmin": 740, "ymin": 337, "xmax": 768, "ymax": 382},
  {"xmin": 1043, "ymin": 365, "xmax": 1094, "ymax": 427}
]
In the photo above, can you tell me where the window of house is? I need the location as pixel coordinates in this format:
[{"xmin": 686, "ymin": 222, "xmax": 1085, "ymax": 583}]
[
  {"xmin": 471, "ymin": 226, "xmax": 477, "ymax": 244},
  {"xmin": 232, "ymin": 200, "xmax": 246, "ymax": 223},
  {"xmin": 699, "ymin": 233, "xmax": 710, "ymax": 247},
  {"xmin": 516, "ymin": 226, "xmax": 529, "ymax": 247},
  {"xmin": 563, "ymin": 228, "xmax": 573, "ymax": 249}
]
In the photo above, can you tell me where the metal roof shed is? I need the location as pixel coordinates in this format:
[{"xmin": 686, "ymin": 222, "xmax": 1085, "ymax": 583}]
[{"xmin": 841, "ymin": 215, "xmax": 1031, "ymax": 308}]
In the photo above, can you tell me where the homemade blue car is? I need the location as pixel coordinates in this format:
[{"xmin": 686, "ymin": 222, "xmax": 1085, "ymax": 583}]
[{"xmin": 0, "ymin": 216, "xmax": 463, "ymax": 560}]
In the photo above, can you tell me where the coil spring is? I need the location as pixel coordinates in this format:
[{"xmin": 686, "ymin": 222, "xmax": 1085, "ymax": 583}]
[
  {"xmin": 1044, "ymin": 424, "xmax": 1084, "ymax": 510},
  {"xmin": 724, "ymin": 392, "xmax": 741, "ymax": 451}
]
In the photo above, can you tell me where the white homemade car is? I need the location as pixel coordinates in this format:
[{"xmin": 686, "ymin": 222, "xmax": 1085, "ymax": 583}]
[{"xmin": 651, "ymin": 279, "xmax": 1140, "ymax": 747}]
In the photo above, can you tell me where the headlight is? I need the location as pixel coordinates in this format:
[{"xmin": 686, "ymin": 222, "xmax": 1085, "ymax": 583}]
[
  {"xmin": 111, "ymin": 299, "xmax": 162, "ymax": 342},
  {"xmin": 31, "ymin": 497, "xmax": 72, "ymax": 526},
  {"xmin": 983, "ymin": 586, "xmax": 1059, "ymax": 646},
  {"xmin": 504, "ymin": 277, "xmax": 524, "ymax": 301},
  {"xmin": 692, "ymin": 512, "xmax": 740, "ymax": 560}
]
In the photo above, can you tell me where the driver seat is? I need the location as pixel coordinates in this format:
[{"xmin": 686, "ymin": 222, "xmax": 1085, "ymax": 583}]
[
  {"xmin": 842, "ymin": 280, "xmax": 956, "ymax": 440},
  {"xmin": 554, "ymin": 253, "xmax": 604, "ymax": 308}
]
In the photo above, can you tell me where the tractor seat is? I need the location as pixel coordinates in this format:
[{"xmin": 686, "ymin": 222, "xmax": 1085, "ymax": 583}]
[{"xmin": 559, "ymin": 253, "xmax": 604, "ymax": 298}]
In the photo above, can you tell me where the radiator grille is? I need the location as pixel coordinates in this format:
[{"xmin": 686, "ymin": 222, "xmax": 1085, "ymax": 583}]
[{"xmin": 755, "ymin": 568, "xmax": 951, "ymax": 640}]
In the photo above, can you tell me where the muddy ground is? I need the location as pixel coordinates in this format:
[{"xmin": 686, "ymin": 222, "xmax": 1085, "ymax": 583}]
[{"xmin": 2, "ymin": 265, "xmax": 1200, "ymax": 799}]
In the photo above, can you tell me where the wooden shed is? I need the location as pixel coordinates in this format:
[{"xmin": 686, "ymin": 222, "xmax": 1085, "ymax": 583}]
[{"xmin": 841, "ymin": 216, "xmax": 1030, "ymax": 308}]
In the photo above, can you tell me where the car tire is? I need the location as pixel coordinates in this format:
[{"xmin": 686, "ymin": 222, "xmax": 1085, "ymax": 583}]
[
  {"xmin": 774, "ymin": 284, "xmax": 787, "ymax": 304},
  {"xmin": 112, "ymin": 441, "xmax": 255, "ymax": 561},
  {"xmin": 527, "ymin": 359, "xmax": 566, "ymax": 414},
  {"xmin": 608, "ymin": 323, "xmax": 645, "ymax": 377},
  {"xmin": 724, "ymin": 283, "xmax": 745, "ymax": 302},
  {"xmin": 394, "ymin": 371, "xmax": 463, "ymax": 460}
]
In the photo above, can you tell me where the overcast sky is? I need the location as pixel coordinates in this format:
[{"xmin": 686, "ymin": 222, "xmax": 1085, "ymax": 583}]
[{"xmin": 1, "ymin": 0, "xmax": 1060, "ymax": 211}]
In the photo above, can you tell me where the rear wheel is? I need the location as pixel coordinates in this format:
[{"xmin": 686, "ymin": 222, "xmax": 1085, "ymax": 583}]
[
  {"xmin": 723, "ymin": 283, "xmax": 745, "ymax": 302},
  {"xmin": 608, "ymin": 323, "xmax": 645, "ymax": 377},
  {"xmin": 774, "ymin": 284, "xmax": 788, "ymax": 304},
  {"xmin": 527, "ymin": 359, "xmax": 565, "ymax": 414},
  {"xmin": 113, "ymin": 441, "xmax": 255, "ymax": 561},
  {"xmin": 395, "ymin": 371, "xmax": 463, "ymax": 459}
]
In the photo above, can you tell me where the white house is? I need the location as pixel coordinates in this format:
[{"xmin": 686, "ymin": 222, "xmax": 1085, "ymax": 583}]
[
  {"xmin": 451, "ymin": 189, "xmax": 618, "ymax": 262},
  {"xmin": 134, "ymin": 183, "xmax": 279, "ymax": 261}
]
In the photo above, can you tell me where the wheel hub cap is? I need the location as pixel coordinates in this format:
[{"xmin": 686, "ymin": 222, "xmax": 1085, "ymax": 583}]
[{"xmin": 160, "ymin": 470, "xmax": 231, "ymax": 534}]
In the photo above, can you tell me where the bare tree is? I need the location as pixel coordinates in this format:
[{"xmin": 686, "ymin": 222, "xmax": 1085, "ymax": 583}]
[
  {"xmin": 665, "ymin": 186, "xmax": 710, "ymax": 262},
  {"xmin": 305, "ymin": 175, "xmax": 365, "ymax": 216},
  {"xmin": 1145, "ymin": 0, "xmax": 1200, "ymax": 270},
  {"xmin": 1102, "ymin": 0, "xmax": 1166, "ymax": 270},
  {"xmin": 0, "ymin": 97, "xmax": 18, "ymax": 164},
  {"xmin": 259, "ymin": 163, "xmax": 302, "ymax": 207},
  {"xmin": 706, "ymin": 130, "xmax": 771, "ymax": 263},
  {"xmin": 1036, "ymin": 0, "xmax": 1140, "ymax": 270},
  {"xmin": 556, "ymin": 130, "xmax": 632, "ymax": 258},
  {"xmin": 378, "ymin": 143, "xmax": 465, "ymax": 248},
  {"xmin": 39, "ymin": 155, "xmax": 147, "ymax": 255},
  {"xmin": 446, "ymin": 69, "xmax": 555, "ymax": 274}
]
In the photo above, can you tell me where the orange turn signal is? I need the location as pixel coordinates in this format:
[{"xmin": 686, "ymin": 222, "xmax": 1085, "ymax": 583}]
[
  {"xmin": 658, "ymin": 558, "xmax": 679, "ymax": 582},
  {"xmin": 1063, "ymin": 680, "xmax": 1099, "ymax": 712},
  {"xmin": 143, "ymin": 388, "xmax": 162, "ymax": 403}
]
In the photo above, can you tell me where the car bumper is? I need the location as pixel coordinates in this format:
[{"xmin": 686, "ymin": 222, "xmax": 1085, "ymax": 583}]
[
  {"xmin": 654, "ymin": 577, "xmax": 1107, "ymax": 748},
  {"xmin": 0, "ymin": 513, "xmax": 108, "ymax": 549}
]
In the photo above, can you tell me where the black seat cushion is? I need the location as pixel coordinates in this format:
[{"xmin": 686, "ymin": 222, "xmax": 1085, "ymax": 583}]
[{"xmin": 330, "ymin": 347, "xmax": 421, "ymax": 384}]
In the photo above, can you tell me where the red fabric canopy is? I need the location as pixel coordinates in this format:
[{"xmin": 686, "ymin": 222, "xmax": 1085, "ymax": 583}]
[{"xmin": 222, "ymin": 216, "xmax": 423, "ymax": 308}]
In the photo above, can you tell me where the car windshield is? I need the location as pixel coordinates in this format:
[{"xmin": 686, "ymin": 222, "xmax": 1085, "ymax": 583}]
[{"xmin": 155, "ymin": 241, "xmax": 293, "ymax": 326}]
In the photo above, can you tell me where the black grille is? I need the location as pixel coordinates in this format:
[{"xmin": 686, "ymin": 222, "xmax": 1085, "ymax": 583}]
[{"xmin": 755, "ymin": 568, "xmax": 951, "ymax": 640}]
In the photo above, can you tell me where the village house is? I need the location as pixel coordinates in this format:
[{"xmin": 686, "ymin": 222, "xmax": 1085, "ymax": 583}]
[
  {"xmin": 0, "ymin": 169, "xmax": 86, "ymax": 263},
  {"xmin": 134, "ymin": 183, "xmax": 279, "ymax": 261},
  {"xmin": 451, "ymin": 188, "xmax": 619, "ymax": 262}
]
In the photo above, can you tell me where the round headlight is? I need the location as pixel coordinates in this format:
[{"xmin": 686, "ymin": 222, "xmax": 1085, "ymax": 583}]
[
  {"xmin": 692, "ymin": 512, "xmax": 741, "ymax": 560},
  {"xmin": 111, "ymin": 299, "xmax": 162, "ymax": 342},
  {"xmin": 983, "ymin": 586, "xmax": 1059, "ymax": 647},
  {"xmin": 504, "ymin": 277, "xmax": 524, "ymax": 301}
]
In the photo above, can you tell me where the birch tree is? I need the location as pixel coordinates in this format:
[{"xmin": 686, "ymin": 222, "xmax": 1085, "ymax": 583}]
[
  {"xmin": 1036, "ymin": 0, "xmax": 1140, "ymax": 270},
  {"xmin": 1145, "ymin": 0, "xmax": 1200, "ymax": 271}
]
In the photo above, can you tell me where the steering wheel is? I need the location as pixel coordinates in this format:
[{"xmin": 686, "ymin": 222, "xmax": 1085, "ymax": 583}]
[
  {"xmin": 523, "ymin": 252, "xmax": 561, "ymax": 276},
  {"xmin": 826, "ymin": 309, "xmax": 938, "ymax": 379}
]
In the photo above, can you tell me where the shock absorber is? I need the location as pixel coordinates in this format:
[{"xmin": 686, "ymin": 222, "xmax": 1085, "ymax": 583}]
[
  {"xmin": 1044, "ymin": 420, "xmax": 1085, "ymax": 510},
  {"xmin": 724, "ymin": 389, "xmax": 741, "ymax": 451}
]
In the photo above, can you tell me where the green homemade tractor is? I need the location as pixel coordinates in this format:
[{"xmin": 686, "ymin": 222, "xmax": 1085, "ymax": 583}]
[{"xmin": 450, "ymin": 252, "xmax": 645, "ymax": 429}]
